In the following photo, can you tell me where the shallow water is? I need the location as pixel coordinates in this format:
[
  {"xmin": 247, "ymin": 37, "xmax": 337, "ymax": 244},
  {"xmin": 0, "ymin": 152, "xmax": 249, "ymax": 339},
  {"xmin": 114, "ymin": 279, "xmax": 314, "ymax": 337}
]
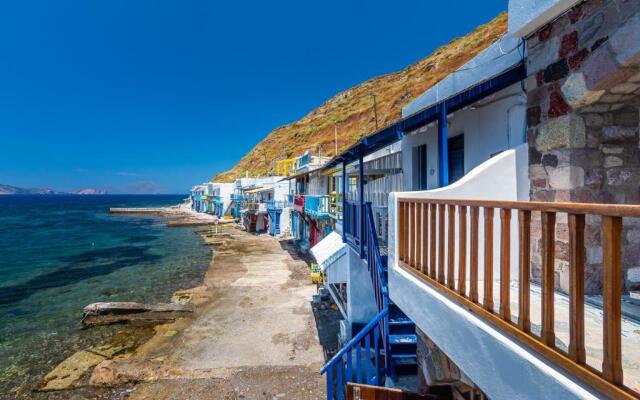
[{"xmin": 0, "ymin": 195, "xmax": 210, "ymax": 396}]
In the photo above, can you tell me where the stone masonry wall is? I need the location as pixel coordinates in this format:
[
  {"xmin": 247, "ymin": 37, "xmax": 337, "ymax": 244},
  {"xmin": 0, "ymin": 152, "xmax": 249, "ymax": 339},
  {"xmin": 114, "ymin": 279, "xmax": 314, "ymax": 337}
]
[{"xmin": 526, "ymin": 0, "xmax": 640, "ymax": 293}]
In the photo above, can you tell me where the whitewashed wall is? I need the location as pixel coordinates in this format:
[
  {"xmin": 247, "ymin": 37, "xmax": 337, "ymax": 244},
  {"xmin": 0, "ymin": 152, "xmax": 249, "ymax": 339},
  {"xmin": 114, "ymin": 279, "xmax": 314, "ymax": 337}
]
[
  {"xmin": 387, "ymin": 145, "xmax": 606, "ymax": 399},
  {"xmin": 401, "ymin": 83, "xmax": 526, "ymax": 191}
]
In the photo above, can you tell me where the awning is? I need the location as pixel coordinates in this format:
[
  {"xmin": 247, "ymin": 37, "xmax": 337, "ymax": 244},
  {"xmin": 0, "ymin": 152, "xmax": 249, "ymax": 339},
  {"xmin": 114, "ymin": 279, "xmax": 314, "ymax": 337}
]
[
  {"xmin": 310, "ymin": 231, "xmax": 347, "ymax": 281},
  {"xmin": 244, "ymin": 187, "xmax": 273, "ymax": 194}
]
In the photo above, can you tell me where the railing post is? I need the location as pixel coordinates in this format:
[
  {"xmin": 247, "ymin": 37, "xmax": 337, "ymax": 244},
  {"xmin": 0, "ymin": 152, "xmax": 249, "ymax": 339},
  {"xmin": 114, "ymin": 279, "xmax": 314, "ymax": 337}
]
[
  {"xmin": 602, "ymin": 216, "xmax": 623, "ymax": 385},
  {"xmin": 541, "ymin": 211, "xmax": 556, "ymax": 347}
]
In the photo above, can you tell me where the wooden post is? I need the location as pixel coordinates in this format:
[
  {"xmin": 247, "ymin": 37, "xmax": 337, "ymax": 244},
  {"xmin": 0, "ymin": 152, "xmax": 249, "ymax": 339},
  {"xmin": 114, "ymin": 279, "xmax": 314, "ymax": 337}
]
[
  {"xmin": 458, "ymin": 206, "xmax": 467, "ymax": 296},
  {"xmin": 470, "ymin": 206, "xmax": 479, "ymax": 303},
  {"xmin": 602, "ymin": 216, "xmax": 623, "ymax": 385},
  {"xmin": 541, "ymin": 211, "xmax": 556, "ymax": 347},
  {"xmin": 448, "ymin": 204, "xmax": 456, "ymax": 289},
  {"xmin": 422, "ymin": 204, "xmax": 428, "ymax": 274},
  {"xmin": 399, "ymin": 202, "xmax": 405, "ymax": 262},
  {"xmin": 518, "ymin": 210, "xmax": 531, "ymax": 333},
  {"xmin": 438, "ymin": 204, "xmax": 446, "ymax": 284},
  {"xmin": 500, "ymin": 209, "xmax": 511, "ymax": 321},
  {"xmin": 483, "ymin": 207, "xmax": 494, "ymax": 312},
  {"xmin": 568, "ymin": 213, "xmax": 586, "ymax": 365},
  {"xmin": 429, "ymin": 204, "xmax": 437, "ymax": 278}
]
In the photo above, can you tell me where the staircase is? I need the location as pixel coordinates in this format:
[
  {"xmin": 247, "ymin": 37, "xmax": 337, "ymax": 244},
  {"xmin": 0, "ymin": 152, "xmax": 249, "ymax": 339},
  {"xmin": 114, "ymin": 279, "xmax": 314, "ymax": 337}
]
[{"xmin": 321, "ymin": 203, "xmax": 417, "ymax": 399}]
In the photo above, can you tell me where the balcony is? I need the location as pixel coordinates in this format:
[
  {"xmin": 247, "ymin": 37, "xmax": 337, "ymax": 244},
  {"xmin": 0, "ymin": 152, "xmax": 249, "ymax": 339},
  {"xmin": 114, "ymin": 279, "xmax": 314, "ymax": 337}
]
[
  {"xmin": 387, "ymin": 147, "xmax": 640, "ymax": 399},
  {"xmin": 293, "ymin": 194, "xmax": 305, "ymax": 213},
  {"xmin": 329, "ymin": 193, "xmax": 343, "ymax": 220},
  {"xmin": 267, "ymin": 199, "xmax": 287, "ymax": 211},
  {"xmin": 244, "ymin": 202, "xmax": 267, "ymax": 213},
  {"xmin": 304, "ymin": 195, "xmax": 331, "ymax": 219}
]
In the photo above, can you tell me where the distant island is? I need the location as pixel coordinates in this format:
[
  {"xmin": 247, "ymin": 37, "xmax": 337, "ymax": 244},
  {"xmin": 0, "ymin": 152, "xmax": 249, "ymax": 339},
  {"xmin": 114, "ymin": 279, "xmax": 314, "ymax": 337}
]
[
  {"xmin": 73, "ymin": 188, "xmax": 108, "ymax": 195},
  {"xmin": 0, "ymin": 184, "xmax": 107, "ymax": 195}
]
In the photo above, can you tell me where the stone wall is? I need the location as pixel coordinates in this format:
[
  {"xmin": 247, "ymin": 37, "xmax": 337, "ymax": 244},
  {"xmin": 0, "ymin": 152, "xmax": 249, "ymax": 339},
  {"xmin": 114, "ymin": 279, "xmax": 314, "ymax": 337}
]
[
  {"xmin": 526, "ymin": 0, "xmax": 640, "ymax": 293},
  {"xmin": 415, "ymin": 328, "xmax": 483, "ymax": 397}
]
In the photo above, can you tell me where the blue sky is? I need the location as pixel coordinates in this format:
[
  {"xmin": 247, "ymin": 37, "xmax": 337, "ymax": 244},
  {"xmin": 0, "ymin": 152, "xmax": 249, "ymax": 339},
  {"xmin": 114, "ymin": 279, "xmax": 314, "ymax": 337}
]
[{"xmin": 0, "ymin": 1, "xmax": 507, "ymax": 194}]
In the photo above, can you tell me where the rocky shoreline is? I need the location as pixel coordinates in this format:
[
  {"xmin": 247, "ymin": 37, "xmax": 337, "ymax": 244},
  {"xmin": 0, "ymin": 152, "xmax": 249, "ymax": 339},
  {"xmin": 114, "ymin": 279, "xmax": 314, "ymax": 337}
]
[{"xmin": 9, "ymin": 208, "xmax": 228, "ymax": 400}]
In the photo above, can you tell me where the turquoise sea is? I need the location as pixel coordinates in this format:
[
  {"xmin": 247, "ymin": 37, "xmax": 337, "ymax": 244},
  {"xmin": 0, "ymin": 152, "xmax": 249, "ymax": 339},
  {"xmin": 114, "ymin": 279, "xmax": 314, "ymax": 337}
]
[{"xmin": 0, "ymin": 195, "xmax": 211, "ymax": 397}]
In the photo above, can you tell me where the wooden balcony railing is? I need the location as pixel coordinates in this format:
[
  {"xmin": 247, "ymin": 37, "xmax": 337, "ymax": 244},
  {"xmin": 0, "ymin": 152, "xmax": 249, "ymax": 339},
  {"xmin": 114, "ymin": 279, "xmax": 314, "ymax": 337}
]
[{"xmin": 397, "ymin": 198, "xmax": 640, "ymax": 400}]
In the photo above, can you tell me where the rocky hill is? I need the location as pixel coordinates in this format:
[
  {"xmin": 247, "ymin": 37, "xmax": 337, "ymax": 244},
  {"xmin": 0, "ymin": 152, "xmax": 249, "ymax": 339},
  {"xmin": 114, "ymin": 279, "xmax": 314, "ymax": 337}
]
[
  {"xmin": 0, "ymin": 184, "xmax": 59, "ymax": 195},
  {"xmin": 214, "ymin": 13, "xmax": 507, "ymax": 182}
]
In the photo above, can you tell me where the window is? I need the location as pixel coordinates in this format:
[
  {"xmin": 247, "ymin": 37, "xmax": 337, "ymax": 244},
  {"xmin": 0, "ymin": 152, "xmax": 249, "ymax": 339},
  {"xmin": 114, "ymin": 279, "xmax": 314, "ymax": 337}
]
[
  {"xmin": 448, "ymin": 134, "xmax": 464, "ymax": 184},
  {"xmin": 412, "ymin": 144, "xmax": 428, "ymax": 190}
]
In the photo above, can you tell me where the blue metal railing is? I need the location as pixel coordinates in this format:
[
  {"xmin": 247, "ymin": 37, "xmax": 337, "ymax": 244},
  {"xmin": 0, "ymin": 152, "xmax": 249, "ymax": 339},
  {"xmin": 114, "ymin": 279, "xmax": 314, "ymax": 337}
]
[
  {"xmin": 267, "ymin": 199, "xmax": 287, "ymax": 210},
  {"xmin": 343, "ymin": 200, "xmax": 362, "ymax": 252},
  {"xmin": 320, "ymin": 309, "xmax": 388, "ymax": 400},
  {"xmin": 304, "ymin": 195, "xmax": 331, "ymax": 218}
]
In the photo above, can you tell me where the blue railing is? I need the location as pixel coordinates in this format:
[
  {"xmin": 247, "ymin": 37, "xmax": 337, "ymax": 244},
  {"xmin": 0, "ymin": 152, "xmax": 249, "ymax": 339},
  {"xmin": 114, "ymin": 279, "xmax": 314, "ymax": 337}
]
[
  {"xmin": 304, "ymin": 195, "xmax": 331, "ymax": 218},
  {"xmin": 343, "ymin": 200, "xmax": 362, "ymax": 252},
  {"xmin": 267, "ymin": 199, "xmax": 287, "ymax": 210},
  {"xmin": 320, "ymin": 309, "xmax": 388, "ymax": 400}
]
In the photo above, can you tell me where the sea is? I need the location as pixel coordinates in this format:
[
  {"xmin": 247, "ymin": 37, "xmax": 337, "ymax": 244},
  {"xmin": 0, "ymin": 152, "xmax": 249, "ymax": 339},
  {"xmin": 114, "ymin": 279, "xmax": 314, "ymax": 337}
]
[{"xmin": 0, "ymin": 195, "xmax": 211, "ymax": 397}]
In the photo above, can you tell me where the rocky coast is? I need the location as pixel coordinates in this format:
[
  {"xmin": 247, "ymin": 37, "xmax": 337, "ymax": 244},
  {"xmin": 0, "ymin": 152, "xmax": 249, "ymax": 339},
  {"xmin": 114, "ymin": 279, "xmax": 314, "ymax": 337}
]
[{"xmin": 27, "ymin": 208, "xmax": 327, "ymax": 400}]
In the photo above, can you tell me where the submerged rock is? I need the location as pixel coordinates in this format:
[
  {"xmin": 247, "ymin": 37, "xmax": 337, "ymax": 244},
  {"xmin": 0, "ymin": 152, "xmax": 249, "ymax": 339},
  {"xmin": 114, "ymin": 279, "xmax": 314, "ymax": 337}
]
[{"xmin": 38, "ymin": 350, "xmax": 106, "ymax": 391}]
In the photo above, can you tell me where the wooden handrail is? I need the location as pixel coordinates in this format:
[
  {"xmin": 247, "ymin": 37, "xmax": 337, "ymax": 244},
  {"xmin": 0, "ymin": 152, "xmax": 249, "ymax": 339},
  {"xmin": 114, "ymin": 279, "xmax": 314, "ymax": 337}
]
[
  {"xmin": 396, "ymin": 197, "xmax": 640, "ymax": 217},
  {"xmin": 396, "ymin": 197, "xmax": 639, "ymax": 400}
]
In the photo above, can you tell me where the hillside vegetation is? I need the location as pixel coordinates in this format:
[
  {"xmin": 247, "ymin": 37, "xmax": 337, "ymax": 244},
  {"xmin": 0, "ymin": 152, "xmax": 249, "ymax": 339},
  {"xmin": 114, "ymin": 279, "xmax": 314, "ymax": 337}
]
[{"xmin": 214, "ymin": 13, "xmax": 507, "ymax": 182}]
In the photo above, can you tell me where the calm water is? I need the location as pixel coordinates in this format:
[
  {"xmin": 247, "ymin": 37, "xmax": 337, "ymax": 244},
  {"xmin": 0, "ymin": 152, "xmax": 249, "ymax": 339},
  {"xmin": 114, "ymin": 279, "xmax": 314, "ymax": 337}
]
[{"xmin": 0, "ymin": 195, "xmax": 211, "ymax": 396}]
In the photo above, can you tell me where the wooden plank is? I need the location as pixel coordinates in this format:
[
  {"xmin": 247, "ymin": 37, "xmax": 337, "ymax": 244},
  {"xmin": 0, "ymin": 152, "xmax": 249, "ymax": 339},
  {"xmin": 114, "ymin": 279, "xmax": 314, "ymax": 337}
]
[
  {"xmin": 416, "ymin": 203, "xmax": 422, "ymax": 272},
  {"xmin": 347, "ymin": 383, "xmax": 429, "ymax": 400},
  {"xmin": 568, "ymin": 213, "xmax": 586, "ymax": 365},
  {"xmin": 422, "ymin": 203, "xmax": 428, "ymax": 274},
  {"xmin": 458, "ymin": 206, "xmax": 467, "ymax": 296},
  {"xmin": 602, "ymin": 216, "xmax": 623, "ymax": 385},
  {"xmin": 438, "ymin": 204, "xmax": 445, "ymax": 284},
  {"xmin": 429, "ymin": 204, "xmax": 437, "ymax": 278},
  {"xmin": 483, "ymin": 207, "xmax": 494, "ymax": 312},
  {"xmin": 448, "ymin": 204, "xmax": 456, "ymax": 290},
  {"xmin": 541, "ymin": 211, "xmax": 556, "ymax": 347},
  {"xmin": 399, "ymin": 202, "xmax": 405, "ymax": 262},
  {"xmin": 395, "ymin": 197, "xmax": 640, "ymax": 218},
  {"xmin": 470, "ymin": 206, "xmax": 479, "ymax": 303},
  {"xmin": 500, "ymin": 208, "xmax": 511, "ymax": 321},
  {"xmin": 409, "ymin": 202, "xmax": 415, "ymax": 267},
  {"xmin": 398, "ymin": 261, "xmax": 638, "ymax": 400},
  {"xmin": 518, "ymin": 210, "xmax": 531, "ymax": 333}
]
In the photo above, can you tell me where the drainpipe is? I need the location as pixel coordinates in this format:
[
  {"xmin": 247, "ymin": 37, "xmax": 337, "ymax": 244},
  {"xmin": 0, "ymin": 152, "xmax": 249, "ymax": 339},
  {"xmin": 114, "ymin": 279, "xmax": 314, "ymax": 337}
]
[{"xmin": 359, "ymin": 154, "xmax": 364, "ymax": 258}]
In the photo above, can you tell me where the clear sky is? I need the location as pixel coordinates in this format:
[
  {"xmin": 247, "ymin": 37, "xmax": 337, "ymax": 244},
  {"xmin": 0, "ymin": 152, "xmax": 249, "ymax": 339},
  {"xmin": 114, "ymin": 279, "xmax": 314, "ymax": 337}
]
[{"xmin": 0, "ymin": 1, "xmax": 507, "ymax": 194}]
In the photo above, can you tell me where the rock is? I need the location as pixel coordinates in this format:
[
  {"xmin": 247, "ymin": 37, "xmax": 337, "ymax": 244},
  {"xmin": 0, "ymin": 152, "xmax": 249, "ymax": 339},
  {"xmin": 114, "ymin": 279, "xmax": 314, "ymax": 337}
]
[
  {"xmin": 38, "ymin": 351, "xmax": 106, "ymax": 391},
  {"xmin": 88, "ymin": 344, "xmax": 131, "ymax": 358},
  {"xmin": 82, "ymin": 302, "xmax": 193, "ymax": 327},
  {"xmin": 90, "ymin": 359, "xmax": 166, "ymax": 386},
  {"xmin": 536, "ymin": 114, "xmax": 586, "ymax": 151},
  {"xmin": 604, "ymin": 156, "xmax": 623, "ymax": 168},
  {"xmin": 601, "ymin": 126, "xmax": 637, "ymax": 144},
  {"xmin": 171, "ymin": 291, "xmax": 193, "ymax": 305},
  {"xmin": 548, "ymin": 166, "xmax": 585, "ymax": 190}
]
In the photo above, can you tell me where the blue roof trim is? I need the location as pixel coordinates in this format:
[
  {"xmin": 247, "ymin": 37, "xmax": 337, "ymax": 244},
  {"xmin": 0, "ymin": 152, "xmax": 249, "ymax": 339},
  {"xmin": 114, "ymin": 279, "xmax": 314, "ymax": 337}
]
[{"xmin": 324, "ymin": 63, "xmax": 526, "ymax": 169}]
